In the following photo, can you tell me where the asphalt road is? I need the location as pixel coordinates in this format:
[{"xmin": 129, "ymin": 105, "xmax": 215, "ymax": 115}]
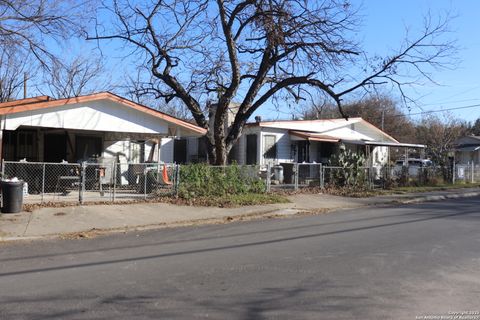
[{"xmin": 1, "ymin": 198, "xmax": 480, "ymax": 320}]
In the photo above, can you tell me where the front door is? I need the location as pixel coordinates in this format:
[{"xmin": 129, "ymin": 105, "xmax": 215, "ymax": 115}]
[
  {"xmin": 173, "ymin": 139, "xmax": 187, "ymax": 164},
  {"xmin": 75, "ymin": 136, "xmax": 102, "ymax": 162},
  {"xmin": 246, "ymin": 134, "xmax": 257, "ymax": 165},
  {"xmin": 44, "ymin": 133, "xmax": 67, "ymax": 162},
  {"xmin": 297, "ymin": 141, "xmax": 310, "ymax": 163}
]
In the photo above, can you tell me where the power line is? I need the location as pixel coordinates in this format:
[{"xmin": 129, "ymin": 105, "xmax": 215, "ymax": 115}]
[{"xmin": 394, "ymin": 103, "xmax": 480, "ymax": 118}]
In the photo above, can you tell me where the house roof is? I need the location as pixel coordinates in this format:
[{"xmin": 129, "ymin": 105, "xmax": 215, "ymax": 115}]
[
  {"xmin": 457, "ymin": 145, "xmax": 480, "ymax": 152},
  {"xmin": 249, "ymin": 117, "xmax": 400, "ymax": 144},
  {"xmin": 0, "ymin": 92, "xmax": 206, "ymax": 135},
  {"xmin": 289, "ymin": 130, "xmax": 340, "ymax": 142}
]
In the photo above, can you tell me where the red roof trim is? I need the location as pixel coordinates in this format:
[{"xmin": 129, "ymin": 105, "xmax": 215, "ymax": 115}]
[
  {"xmin": 0, "ymin": 96, "xmax": 51, "ymax": 108},
  {"xmin": 289, "ymin": 130, "xmax": 340, "ymax": 142},
  {"xmin": 0, "ymin": 92, "xmax": 206, "ymax": 135}
]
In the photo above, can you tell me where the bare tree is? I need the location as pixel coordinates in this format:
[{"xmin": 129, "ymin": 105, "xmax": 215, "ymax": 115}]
[
  {"xmin": 41, "ymin": 55, "xmax": 110, "ymax": 98},
  {"xmin": 0, "ymin": 48, "xmax": 36, "ymax": 102},
  {"xmin": 88, "ymin": 0, "xmax": 456, "ymax": 164},
  {"xmin": 125, "ymin": 67, "xmax": 193, "ymax": 120},
  {"xmin": 301, "ymin": 94, "xmax": 417, "ymax": 143},
  {"xmin": 0, "ymin": 0, "xmax": 94, "ymax": 68},
  {"xmin": 416, "ymin": 114, "xmax": 468, "ymax": 179}
]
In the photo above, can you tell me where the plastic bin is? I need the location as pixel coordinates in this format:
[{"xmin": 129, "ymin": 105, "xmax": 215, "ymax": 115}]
[
  {"xmin": 1, "ymin": 180, "xmax": 24, "ymax": 213},
  {"xmin": 273, "ymin": 165, "xmax": 284, "ymax": 184}
]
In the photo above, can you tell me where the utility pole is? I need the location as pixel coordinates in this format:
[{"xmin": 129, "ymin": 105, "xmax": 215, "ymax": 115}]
[
  {"xmin": 381, "ymin": 108, "xmax": 385, "ymax": 131},
  {"xmin": 23, "ymin": 73, "xmax": 27, "ymax": 99}
]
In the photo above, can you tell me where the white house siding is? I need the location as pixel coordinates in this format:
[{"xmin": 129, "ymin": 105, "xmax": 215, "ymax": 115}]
[
  {"xmin": 3, "ymin": 100, "xmax": 169, "ymax": 134},
  {"xmin": 160, "ymin": 138, "xmax": 174, "ymax": 163},
  {"xmin": 260, "ymin": 128, "xmax": 292, "ymax": 165},
  {"xmin": 353, "ymin": 122, "xmax": 397, "ymax": 142}
]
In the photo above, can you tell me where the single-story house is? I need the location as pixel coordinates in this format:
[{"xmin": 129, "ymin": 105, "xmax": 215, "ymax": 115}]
[
  {"xmin": 455, "ymin": 136, "xmax": 480, "ymax": 165},
  {"xmin": 0, "ymin": 92, "xmax": 206, "ymax": 166},
  {"xmin": 228, "ymin": 117, "xmax": 424, "ymax": 169}
]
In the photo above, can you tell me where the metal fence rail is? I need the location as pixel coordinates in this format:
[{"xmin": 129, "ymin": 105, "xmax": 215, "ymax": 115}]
[
  {"xmin": 1, "ymin": 161, "xmax": 178, "ymax": 204},
  {"xmin": 264, "ymin": 162, "xmax": 471, "ymax": 191},
  {"xmin": 1, "ymin": 160, "xmax": 477, "ymax": 205}
]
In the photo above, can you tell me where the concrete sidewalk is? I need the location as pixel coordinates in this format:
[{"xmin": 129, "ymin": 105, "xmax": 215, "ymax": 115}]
[{"xmin": 1, "ymin": 187, "xmax": 480, "ymax": 241}]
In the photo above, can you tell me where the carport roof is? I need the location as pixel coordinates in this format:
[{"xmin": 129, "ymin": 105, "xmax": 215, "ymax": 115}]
[
  {"xmin": 456, "ymin": 145, "xmax": 480, "ymax": 152},
  {"xmin": 289, "ymin": 130, "xmax": 340, "ymax": 142},
  {"xmin": 0, "ymin": 92, "xmax": 206, "ymax": 135}
]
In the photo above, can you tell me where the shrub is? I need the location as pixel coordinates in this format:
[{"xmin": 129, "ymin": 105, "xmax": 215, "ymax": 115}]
[
  {"xmin": 328, "ymin": 144, "xmax": 366, "ymax": 188},
  {"xmin": 178, "ymin": 163, "xmax": 265, "ymax": 199}
]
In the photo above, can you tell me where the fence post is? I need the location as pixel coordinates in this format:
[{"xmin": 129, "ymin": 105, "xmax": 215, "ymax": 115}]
[
  {"xmin": 321, "ymin": 164, "xmax": 325, "ymax": 189},
  {"xmin": 112, "ymin": 161, "xmax": 117, "ymax": 202},
  {"xmin": 175, "ymin": 164, "xmax": 180, "ymax": 196},
  {"xmin": 472, "ymin": 162, "xmax": 475, "ymax": 183},
  {"xmin": 144, "ymin": 164, "xmax": 148, "ymax": 200},
  {"xmin": 319, "ymin": 163, "xmax": 323, "ymax": 189},
  {"xmin": 452, "ymin": 161, "xmax": 456, "ymax": 185},
  {"xmin": 266, "ymin": 163, "xmax": 271, "ymax": 192},
  {"xmin": 294, "ymin": 163, "xmax": 299, "ymax": 191},
  {"xmin": 79, "ymin": 162, "xmax": 86, "ymax": 204},
  {"xmin": 41, "ymin": 163, "xmax": 46, "ymax": 204}
]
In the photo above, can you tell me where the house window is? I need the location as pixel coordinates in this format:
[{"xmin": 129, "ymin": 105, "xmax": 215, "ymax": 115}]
[
  {"xmin": 317, "ymin": 142, "xmax": 334, "ymax": 163},
  {"xmin": 2, "ymin": 130, "xmax": 38, "ymax": 161},
  {"xmin": 173, "ymin": 138, "xmax": 188, "ymax": 164},
  {"xmin": 197, "ymin": 136, "xmax": 208, "ymax": 162},
  {"xmin": 263, "ymin": 135, "xmax": 277, "ymax": 161},
  {"xmin": 297, "ymin": 140, "xmax": 309, "ymax": 163},
  {"xmin": 246, "ymin": 134, "xmax": 257, "ymax": 165},
  {"xmin": 75, "ymin": 135, "xmax": 102, "ymax": 162}
]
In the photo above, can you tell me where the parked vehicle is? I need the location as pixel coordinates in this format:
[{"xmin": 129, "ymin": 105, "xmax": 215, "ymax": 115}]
[{"xmin": 392, "ymin": 158, "xmax": 433, "ymax": 177}]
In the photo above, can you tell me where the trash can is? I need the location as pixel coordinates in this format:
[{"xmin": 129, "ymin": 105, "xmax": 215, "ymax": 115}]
[
  {"xmin": 1, "ymin": 180, "xmax": 24, "ymax": 213},
  {"xmin": 280, "ymin": 163, "xmax": 294, "ymax": 184},
  {"xmin": 273, "ymin": 165, "xmax": 284, "ymax": 184}
]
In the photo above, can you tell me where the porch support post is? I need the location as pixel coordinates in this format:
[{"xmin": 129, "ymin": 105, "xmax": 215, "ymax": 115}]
[{"xmin": 0, "ymin": 127, "xmax": 3, "ymax": 170}]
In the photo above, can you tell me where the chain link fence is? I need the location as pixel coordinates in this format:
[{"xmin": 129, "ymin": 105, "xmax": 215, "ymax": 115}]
[
  {"xmin": 2, "ymin": 160, "xmax": 178, "ymax": 204},
  {"xmin": 453, "ymin": 163, "xmax": 480, "ymax": 184},
  {"xmin": 263, "ymin": 162, "xmax": 473, "ymax": 191},
  {"xmin": 1, "ymin": 160, "xmax": 477, "ymax": 205}
]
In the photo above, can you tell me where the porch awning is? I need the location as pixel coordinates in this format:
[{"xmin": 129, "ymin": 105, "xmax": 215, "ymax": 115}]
[
  {"xmin": 456, "ymin": 145, "xmax": 480, "ymax": 152},
  {"xmin": 289, "ymin": 130, "xmax": 339, "ymax": 142},
  {"xmin": 364, "ymin": 141, "xmax": 426, "ymax": 148},
  {"xmin": 341, "ymin": 140, "xmax": 425, "ymax": 148}
]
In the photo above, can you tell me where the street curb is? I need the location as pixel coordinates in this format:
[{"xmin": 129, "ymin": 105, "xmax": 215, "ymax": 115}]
[
  {"xmin": 1, "ymin": 190, "xmax": 480, "ymax": 243},
  {"xmin": 395, "ymin": 191, "xmax": 480, "ymax": 204}
]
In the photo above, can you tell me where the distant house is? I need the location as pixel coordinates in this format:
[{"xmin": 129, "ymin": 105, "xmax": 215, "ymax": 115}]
[
  {"xmin": 454, "ymin": 136, "xmax": 480, "ymax": 164},
  {"xmin": 0, "ymin": 92, "xmax": 206, "ymax": 165},
  {"xmin": 229, "ymin": 117, "xmax": 423, "ymax": 168}
]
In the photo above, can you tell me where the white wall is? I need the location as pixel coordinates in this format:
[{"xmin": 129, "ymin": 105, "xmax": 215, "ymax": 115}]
[
  {"xmin": 4, "ymin": 100, "xmax": 169, "ymax": 134},
  {"xmin": 257, "ymin": 128, "xmax": 292, "ymax": 165},
  {"xmin": 353, "ymin": 122, "xmax": 397, "ymax": 142},
  {"xmin": 160, "ymin": 138, "xmax": 174, "ymax": 163}
]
